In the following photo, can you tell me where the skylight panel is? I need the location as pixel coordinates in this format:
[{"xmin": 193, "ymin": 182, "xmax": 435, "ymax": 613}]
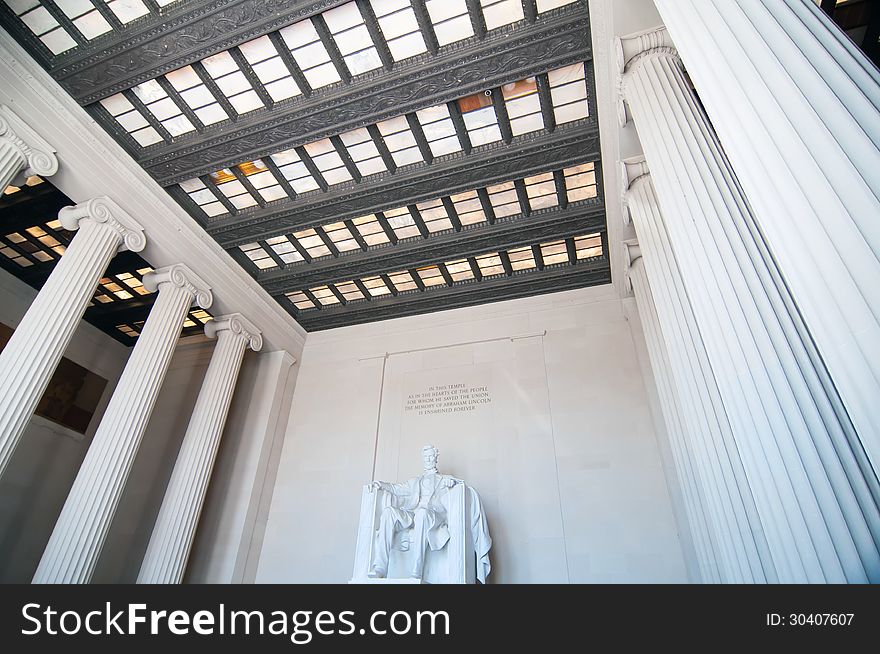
[
  {"xmin": 425, "ymin": 0, "xmax": 473, "ymax": 47},
  {"xmin": 324, "ymin": 1, "xmax": 382, "ymax": 76},
  {"xmin": 132, "ymin": 78, "xmax": 196, "ymax": 137},
  {"xmin": 486, "ymin": 180, "xmax": 521, "ymax": 218},
  {"xmin": 524, "ymin": 172, "xmax": 558, "ymax": 211},
  {"xmin": 210, "ymin": 168, "xmax": 258, "ymax": 210},
  {"xmin": 476, "ymin": 252, "xmax": 504, "ymax": 277},
  {"xmin": 445, "ymin": 258, "xmax": 474, "ymax": 282},
  {"xmin": 286, "ymin": 291, "xmax": 316, "ymax": 310},
  {"xmin": 549, "ymin": 63, "xmax": 589, "ymax": 124},
  {"xmin": 536, "ymin": 0, "xmax": 579, "ymax": 12},
  {"xmin": 416, "ymin": 105, "xmax": 462, "ymax": 157},
  {"xmin": 323, "ymin": 221, "xmax": 361, "ymax": 252},
  {"xmin": 502, "ymin": 77, "xmax": 543, "ymax": 136},
  {"xmin": 508, "ymin": 245, "xmax": 537, "ymax": 271},
  {"xmin": 11, "ymin": 1, "xmax": 76, "ymax": 54},
  {"xmin": 353, "ymin": 214, "xmax": 390, "ymax": 246},
  {"xmin": 238, "ymin": 35, "xmax": 301, "ymax": 102},
  {"xmin": 265, "ymin": 235, "xmax": 304, "ymax": 264},
  {"xmin": 271, "ymin": 148, "xmax": 321, "ymax": 193},
  {"xmin": 292, "ymin": 227, "xmax": 332, "ymax": 259},
  {"xmin": 371, "ymin": 0, "xmax": 427, "ymax": 61},
  {"xmin": 456, "ymin": 93, "xmax": 502, "ymax": 146},
  {"xmin": 106, "ymin": 0, "xmax": 149, "ymax": 24},
  {"xmin": 417, "ymin": 265, "xmax": 445, "ymax": 287},
  {"xmin": 279, "ymin": 19, "xmax": 342, "ymax": 89},
  {"xmin": 303, "ymin": 139, "xmax": 353, "ymax": 185},
  {"xmin": 387, "ymin": 270, "xmax": 418, "ymax": 292},
  {"xmin": 3, "ymin": 174, "xmax": 44, "ymax": 196},
  {"xmin": 563, "ymin": 162, "xmax": 597, "ymax": 202},
  {"xmin": 384, "ymin": 207, "xmax": 421, "ymax": 240},
  {"xmin": 575, "ymin": 233, "xmax": 602, "ymax": 259},
  {"xmin": 339, "ymin": 128, "xmax": 387, "ymax": 177},
  {"xmin": 239, "ymin": 242, "xmax": 276, "ymax": 270},
  {"xmin": 166, "ymin": 65, "xmax": 228, "ymax": 125},
  {"xmin": 540, "ymin": 240, "xmax": 568, "ymax": 266},
  {"xmin": 202, "ymin": 51, "xmax": 265, "ymax": 115},
  {"xmin": 54, "ymin": 0, "xmax": 111, "ymax": 40},
  {"xmin": 361, "ymin": 275, "xmax": 392, "ymax": 297},
  {"xmin": 414, "ymin": 198, "xmax": 452, "ymax": 233},
  {"xmin": 237, "ymin": 159, "xmax": 288, "ymax": 202},
  {"xmin": 450, "ymin": 190, "xmax": 486, "ymax": 226},
  {"xmin": 100, "ymin": 93, "xmax": 163, "ymax": 146},
  {"xmin": 376, "ymin": 115, "xmax": 423, "ymax": 167},
  {"xmin": 310, "ymin": 285, "xmax": 340, "ymax": 306},
  {"xmin": 335, "ymin": 281, "xmax": 365, "ymax": 301},
  {"xmin": 179, "ymin": 178, "xmax": 226, "ymax": 217},
  {"xmin": 479, "ymin": 0, "xmax": 524, "ymax": 31}
]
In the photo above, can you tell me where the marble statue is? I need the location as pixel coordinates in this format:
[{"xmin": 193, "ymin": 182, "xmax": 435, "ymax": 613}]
[{"xmin": 351, "ymin": 445, "xmax": 492, "ymax": 584}]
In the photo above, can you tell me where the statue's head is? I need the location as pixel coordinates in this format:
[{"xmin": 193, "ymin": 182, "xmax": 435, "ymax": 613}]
[{"xmin": 422, "ymin": 444, "xmax": 439, "ymax": 471}]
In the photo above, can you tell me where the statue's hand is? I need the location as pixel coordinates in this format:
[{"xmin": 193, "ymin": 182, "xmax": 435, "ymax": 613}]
[
  {"xmin": 370, "ymin": 481, "xmax": 384, "ymax": 492},
  {"xmin": 443, "ymin": 477, "xmax": 457, "ymax": 488}
]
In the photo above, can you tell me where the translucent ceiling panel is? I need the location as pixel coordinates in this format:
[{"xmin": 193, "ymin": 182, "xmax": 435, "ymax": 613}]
[
  {"xmin": 238, "ymin": 35, "xmax": 301, "ymax": 102},
  {"xmin": 563, "ymin": 162, "xmax": 597, "ymax": 202},
  {"xmin": 292, "ymin": 227, "xmax": 332, "ymax": 259},
  {"xmin": 449, "ymin": 190, "xmax": 486, "ymax": 226},
  {"xmin": 353, "ymin": 214, "xmax": 390, "ymax": 247},
  {"xmin": 280, "ymin": 18, "xmax": 342, "ymax": 89},
  {"xmin": 479, "ymin": 0, "xmax": 524, "ymax": 31},
  {"xmin": 540, "ymin": 240, "xmax": 568, "ymax": 266},
  {"xmin": 271, "ymin": 148, "xmax": 321, "ymax": 194},
  {"xmin": 323, "ymin": 221, "xmax": 361, "ymax": 253},
  {"xmin": 12, "ymin": 2, "xmax": 77, "ymax": 54},
  {"xmin": 536, "ymin": 0, "xmax": 579, "ymax": 12},
  {"xmin": 286, "ymin": 290, "xmax": 316, "ymax": 310},
  {"xmin": 383, "ymin": 206, "xmax": 421, "ymax": 240},
  {"xmin": 456, "ymin": 93, "xmax": 501, "ymax": 146},
  {"xmin": 324, "ymin": 1, "xmax": 382, "ymax": 76},
  {"xmin": 335, "ymin": 280, "xmax": 365, "ymax": 301},
  {"xmin": 375, "ymin": 115, "xmax": 423, "ymax": 167},
  {"xmin": 361, "ymin": 275, "xmax": 392, "ymax": 297},
  {"xmin": 107, "ymin": 0, "xmax": 150, "ymax": 24},
  {"xmin": 502, "ymin": 77, "xmax": 543, "ymax": 136},
  {"xmin": 202, "ymin": 51, "xmax": 265, "ymax": 115},
  {"xmin": 339, "ymin": 128, "xmax": 387, "ymax": 177},
  {"xmin": 416, "ymin": 105, "xmax": 462, "ymax": 157},
  {"xmin": 417, "ymin": 265, "xmax": 445, "ymax": 287},
  {"xmin": 303, "ymin": 138, "xmax": 353, "ymax": 185},
  {"xmin": 210, "ymin": 168, "xmax": 259, "ymax": 210},
  {"xmin": 265, "ymin": 235, "xmax": 304, "ymax": 264},
  {"xmin": 548, "ymin": 63, "xmax": 589, "ymax": 124},
  {"xmin": 524, "ymin": 171, "xmax": 558, "ymax": 211},
  {"xmin": 166, "ymin": 65, "xmax": 228, "ymax": 126},
  {"xmin": 414, "ymin": 198, "xmax": 452, "ymax": 233},
  {"xmin": 485, "ymin": 180, "xmax": 521, "ymax": 218},
  {"xmin": 445, "ymin": 258, "xmax": 474, "ymax": 282},
  {"xmin": 371, "ymin": 0, "xmax": 427, "ymax": 62},
  {"xmin": 574, "ymin": 233, "xmax": 602, "ymax": 260},
  {"xmin": 476, "ymin": 252, "xmax": 504, "ymax": 277},
  {"xmin": 238, "ymin": 242, "xmax": 276, "ymax": 270},
  {"xmin": 54, "ymin": 0, "xmax": 112, "ymax": 40},
  {"xmin": 179, "ymin": 178, "xmax": 226, "ymax": 217},
  {"xmin": 508, "ymin": 244, "xmax": 537, "ymax": 271},
  {"xmin": 100, "ymin": 93, "xmax": 163, "ymax": 147},
  {"xmin": 237, "ymin": 159, "xmax": 288, "ymax": 203},
  {"xmin": 132, "ymin": 78, "xmax": 196, "ymax": 137},
  {"xmin": 425, "ymin": 0, "xmax": 472, "ymax": 47}
]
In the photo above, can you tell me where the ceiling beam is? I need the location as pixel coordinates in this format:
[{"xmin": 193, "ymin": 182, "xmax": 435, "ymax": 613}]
[
  {"xmin": 294, "ymin": 260, "xmax": 611, "ymax": 331},
  {"xmin": 209, "ymin": 123, "xmax": 599, "ymax": 247},
  {"xmin": 139, "ymin": 7, "xmax": 591, "ymax": 185},
  {"xmin": 8, "ymin": 0, "xmax": 352, "ymax": 104},
  {"xmin": 258, "ymin": 202, "xmax": 606, "ymax": 293}
]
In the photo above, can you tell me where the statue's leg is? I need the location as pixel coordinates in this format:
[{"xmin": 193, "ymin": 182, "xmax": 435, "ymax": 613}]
[
  {"xmin": 369, "ymin": 509, "xmax": 396, "ymax": 578},
  {"xmin": 409, "ymin": 508, "xmax": 430, "ymax": 579}
]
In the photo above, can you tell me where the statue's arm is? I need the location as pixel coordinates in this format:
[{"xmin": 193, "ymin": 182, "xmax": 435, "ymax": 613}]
[{"xmin": 371, "ymin": 480, "xmax": 409, "ymax": 496}]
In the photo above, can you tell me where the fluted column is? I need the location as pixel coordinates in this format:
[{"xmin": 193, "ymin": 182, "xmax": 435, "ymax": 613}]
[
  {"xmin": 618, "ymin": 28, "xmax": 880, "ymax": 582},
  {"xmin": 0, "ymin": 104, "xmax": 58, "ymax": 192},
  {"xmin": 622, "ymin": 163, "xmax": 771, "ymax": 584},
  {"xmin": 654, "ymin": 0, "xmax": 880, "ymax": 476},
  {"xmin": 34, "ymin": 264, "xmax": 212, "ymax": 584},
  {"xmin": 138, "ymin": 314, "xmax": 262, "ymax": 584},
  {"xmin": 0, "ymin": 197, "xmax": 145, "ymax": 477}
]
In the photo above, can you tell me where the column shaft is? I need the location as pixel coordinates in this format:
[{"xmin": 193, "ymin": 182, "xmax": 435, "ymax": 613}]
[
  {"xmin": 0, "ymin": 198, "xmax": 144, "ymax": 477},
  {"xmin": 33, "ymin": 265, "xmax": 211, "ymax": 583},
  {"xmin": 620, "ymin": 35, "xmax": 880, "ymax": 582},
  {"xmin": 138, "ymin": 315, "xmax": 261, "ymax": 584},
  {"xmin": 654, "ymin": 0, "xmax": 880, "ymax": 475}
]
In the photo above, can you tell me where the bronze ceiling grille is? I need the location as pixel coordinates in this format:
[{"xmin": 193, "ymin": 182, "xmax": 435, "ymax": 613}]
[{"xmin": 1, "ymin": 0, "xmax": 610, "ymax": 331}]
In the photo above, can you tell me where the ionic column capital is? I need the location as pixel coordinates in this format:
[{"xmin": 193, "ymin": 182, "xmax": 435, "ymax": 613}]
[
  {"xmin": 615, "ymin": 27, "xmax": 679, "ymax": 127},
  {"xmin": 622, "ymin": 239, "xmax": 642, "ymax": 294},
  {"xmin": 205, "ymin": 313, "xmax": 263, "ymax": 352},
  {"xmin": 0, "ymin": 104, "xmax": 58, "ymax": 182},
  {"xmin": 143, "ymin": 264, "xmax": 213, "ymax": 310},
  {"xmin": 58, "ymin": 196, "xmax": 146, "ymax": 253},
  {"xmin": 619, "ymin": 157, "xmax": 651, "ymax": 225}
]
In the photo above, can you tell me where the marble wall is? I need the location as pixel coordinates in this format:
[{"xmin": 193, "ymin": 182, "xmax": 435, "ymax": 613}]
[{"xmin": 257, "ymin": 285, "xmax": 692, "ymax": 583}]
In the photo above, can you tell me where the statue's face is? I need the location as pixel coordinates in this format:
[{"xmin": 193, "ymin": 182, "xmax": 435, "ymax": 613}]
[{"xmin": 422, "ymin": 448, "xmax": 437, "ymax": 470}]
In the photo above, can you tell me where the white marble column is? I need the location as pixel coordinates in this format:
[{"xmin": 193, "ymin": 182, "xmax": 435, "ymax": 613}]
[
  {"xmin": 33, "ymin": 264, "xmax": 212, "ymax": 584},
  {"xmin": 138, "ymin": 314, "xmax": 262, "ymax": 584},
  {"xmin": 621, "ymin": 163, "xmax": 772, "ymax": 584},
  {"xmin": 0, "ymin": 197, "xmax": 145, "ymax": 477},
  {"xmin": 618, "ymin": 28, "xmax": 880, "ymax": 583},
  {"xmin": 653, "ymin": 0, "xmax": 880, "ymax": 478},
  {"xmin": 0, "ymin": 104, "xmax": 58, "ymax": 192}
]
